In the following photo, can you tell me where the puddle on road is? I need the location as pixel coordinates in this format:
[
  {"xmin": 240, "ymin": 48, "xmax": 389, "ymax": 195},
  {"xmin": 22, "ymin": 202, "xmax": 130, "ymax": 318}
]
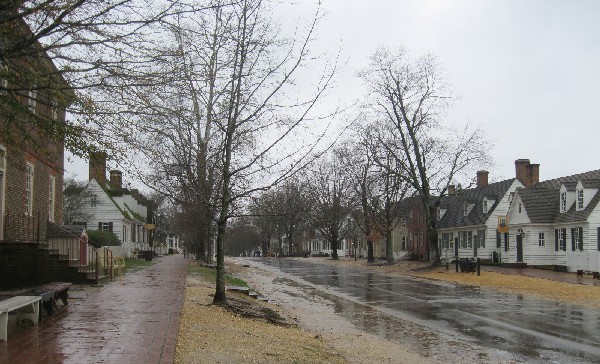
[{"xmin": 249, "ymin": 259, "xmax": 600, "ymax": 364}]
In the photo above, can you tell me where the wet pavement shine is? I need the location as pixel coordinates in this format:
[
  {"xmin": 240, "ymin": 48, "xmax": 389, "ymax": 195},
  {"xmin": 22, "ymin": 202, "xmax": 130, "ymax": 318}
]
[
  {"xmin": 0, "ymin": 255, "xmax": 187, "ymax": 364},
  {"xmin": 243, "ymin": 258, "xmax": 600, "ymax": 363}
]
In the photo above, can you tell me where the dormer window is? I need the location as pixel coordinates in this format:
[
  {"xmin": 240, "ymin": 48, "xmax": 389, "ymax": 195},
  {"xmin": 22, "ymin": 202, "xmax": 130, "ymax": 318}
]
[
  {"xmin": 28, "ymin": 86, "xmax": 37, "ymax": 113},
  {"xmin": 437, "ymin": 208, "xmax": 447, "ymax": 220},
  {"xmin": 482, "ymin": 198, "xmax": 488, "ymax": 214},
  {"xmin": 577, "ymin": 189, "xmax": 584, "ymax": 210},
  {"xmin": 560, "ymin": 191, "xmax": 567, "ymax": 212},
  {"xmin": 463, "ymin": 203, "xmax": 468, "ymax": 216}
]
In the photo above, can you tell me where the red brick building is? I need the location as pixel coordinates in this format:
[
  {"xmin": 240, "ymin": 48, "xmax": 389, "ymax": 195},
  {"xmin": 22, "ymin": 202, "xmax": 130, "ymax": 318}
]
[{"xmin": 0, "ymin": 17, "xmax": 72, "ymax": 287}]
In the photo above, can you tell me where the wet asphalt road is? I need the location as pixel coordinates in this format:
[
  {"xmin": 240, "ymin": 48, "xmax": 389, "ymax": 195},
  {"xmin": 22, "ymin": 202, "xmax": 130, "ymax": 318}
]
[{"xmin": 245, "ymin": 258, "xmax": 600, "ymax": 363}]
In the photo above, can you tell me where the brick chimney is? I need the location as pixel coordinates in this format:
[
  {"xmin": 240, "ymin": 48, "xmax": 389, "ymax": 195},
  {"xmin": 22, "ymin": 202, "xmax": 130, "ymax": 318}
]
[
  {"xmin": 476, "ymin": 170, "xmax": 489, "ymax": 187},
  {"xmin": 447, "ymin": 184, "xmax": 455, "ymax": 195},
  {"xmin": 527, "ymin": 163, "xmax": 540, "ymax": 187},
  {"xmin": 515, "ymin": 159, "xmax": 539, "ymax": 188},
  {"xmin": 109, "ymin": 170, "xmax": 123, "ymax": 190},
  {"xmin": 89, "ymin": 152, "xmax": 107, "ymax": 184}
]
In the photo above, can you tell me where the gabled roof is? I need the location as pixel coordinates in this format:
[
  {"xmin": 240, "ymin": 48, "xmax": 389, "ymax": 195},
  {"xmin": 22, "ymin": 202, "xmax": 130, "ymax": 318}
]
[
  {"xmin": 534, "ymin": 169, "xmax": 600, "ymax": 189},
  {"xmin": 555, "ymin": 187, "xmax": 600, "ymax": 224},
  {"xmin": 518, "ymin": 173, "xmax": 600, "ymax": 224},
  {"xmin": 516, "ymin": 187, "xmax": 559, "ymax": 223},
  {"xmin": 438, "ymin": 178, "xmax": 517, "ymax": 229}
]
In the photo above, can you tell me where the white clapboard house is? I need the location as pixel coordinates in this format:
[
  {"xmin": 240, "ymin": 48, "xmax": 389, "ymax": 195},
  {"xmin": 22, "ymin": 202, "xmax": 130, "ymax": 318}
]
[
  {"xmin": 75, "ymin": 153, "xmax": 151, "ymax": 252},
  {"xmin": 506, "ymin": 170, "xmax": 600, "ymax": 272}
]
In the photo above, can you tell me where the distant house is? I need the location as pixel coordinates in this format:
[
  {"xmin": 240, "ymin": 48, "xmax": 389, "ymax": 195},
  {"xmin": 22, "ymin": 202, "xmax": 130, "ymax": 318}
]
[
  {"xmin": 437, "ymin": 162, "xmax": 531, "ymax": 262},
  {"xmin": 0, "ymin": 16, "xmax": 74, "ymax": 286},
  {"xmin": 73, "ymin": 152, "xmax": 153, "ymax": 253},
  {"xmin": 506, "ymin": 170, "xmax": 600, "ymax": 272}
]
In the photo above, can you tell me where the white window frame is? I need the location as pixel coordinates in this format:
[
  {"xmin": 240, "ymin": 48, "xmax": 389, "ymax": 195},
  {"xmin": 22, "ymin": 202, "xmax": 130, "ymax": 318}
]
[
  {"xmin": 90, "ymin": 193, "xmax": 98, "ymax": 207},
  {"xmin": 560, "ymin": 192, "xmax": 567, "ymax": 212},
  {"xmin": 51, "ymin": 100, "xmax": 59, "ymax": 120},
  {"xmin": 101, "ymin": 222, "xmax": 110, "ymax": 232},
  {"xmin": 25, "ymin": 162, "xmax": 34, "ymax": 216},
  {"xmin": 28, "ymin": 87, "xmax": 37, "ymax": 114},
  {"xmin": 539, "ymin": 232, "xmax": 545, "ymax": 247},
  {"xmin": 48, "ymin": 175, "xmax": 56, "ymax": 222},
  {"xmin": 577, "ymin": 189, "xmax": 584, "ymax": 210},
  {"xmin": 482, "ymin": 198, "xmax": 488, "ymax": 214}
]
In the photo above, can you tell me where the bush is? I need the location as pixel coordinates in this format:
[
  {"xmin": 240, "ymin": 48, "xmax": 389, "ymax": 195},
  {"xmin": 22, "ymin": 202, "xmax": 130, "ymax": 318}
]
[{"xmin": 87, "ymin": 229, "xmax": 121, "ymax": 247}]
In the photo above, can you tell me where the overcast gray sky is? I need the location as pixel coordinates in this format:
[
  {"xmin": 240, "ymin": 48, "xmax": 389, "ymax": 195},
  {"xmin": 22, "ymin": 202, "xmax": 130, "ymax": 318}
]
[{"xmin": 66, "ymin": 0, "xmax": 600, "ymax": 184}]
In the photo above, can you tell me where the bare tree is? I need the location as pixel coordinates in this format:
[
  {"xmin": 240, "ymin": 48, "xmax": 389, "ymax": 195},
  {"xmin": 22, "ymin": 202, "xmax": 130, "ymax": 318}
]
[
  {"xmin": 0, "ymin": 0, "xmax": 199, "ymax": 155},
  {"xmin": 63, "ymin": 177, "xmax": 93, "ymax": 225},
  {"xmin": 358, "ymin": 46, "xmax": 490, "ymax": 263},
  {"xmin": 308, "ymin": 152, "xmax": 354, "ymax": 260},
  {"xmin": 104, "ymin": 0, "xmax": 336, "ymax": 305}
]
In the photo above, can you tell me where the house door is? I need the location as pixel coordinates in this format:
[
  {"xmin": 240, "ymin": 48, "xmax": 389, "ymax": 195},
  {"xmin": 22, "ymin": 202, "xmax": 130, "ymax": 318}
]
[{"xmin": 516, "ymin": 234, "xmax": 523, "ymax": 262}]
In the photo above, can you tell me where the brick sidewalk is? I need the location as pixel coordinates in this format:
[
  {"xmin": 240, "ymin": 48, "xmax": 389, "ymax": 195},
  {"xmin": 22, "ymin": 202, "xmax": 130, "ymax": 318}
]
[{"xmin": 0, "ymin": 254, "xmax": 188, "ymax": 364}]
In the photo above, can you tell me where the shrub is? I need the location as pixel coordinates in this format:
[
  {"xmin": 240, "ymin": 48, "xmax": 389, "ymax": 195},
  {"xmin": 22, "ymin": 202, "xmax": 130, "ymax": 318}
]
[{"xmin": 87, "ymin": 229, "xmax": 121, "ymax": 247}]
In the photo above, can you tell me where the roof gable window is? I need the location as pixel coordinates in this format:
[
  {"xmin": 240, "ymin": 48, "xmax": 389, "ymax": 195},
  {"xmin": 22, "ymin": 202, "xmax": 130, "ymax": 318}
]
[
  {"xmin": 437, "ymin": 208, "xmax": 447, "ymax": 220},
  {"xmin": 560, "ymin": 191, "xmax": 567, "ymax": 213},
  {"xmin": 463, "ymin": 203, "xmax": 475, "ymax": 217},
  {"xmin": 482, "ymin": 198, "xmax": 488, "ymax": 214},
  {"xmin": 577, "ymin": 188, "xmax": 584, "ymax": 210}
]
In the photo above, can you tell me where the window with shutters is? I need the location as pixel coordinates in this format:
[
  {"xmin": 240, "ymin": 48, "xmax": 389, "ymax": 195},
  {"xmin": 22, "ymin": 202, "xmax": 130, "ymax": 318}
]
[
  {"xmin": 577, "ymin": 227, "xmax": 583, "ymax": 251},
  {"xmin": 442, "ymin": 233, "xmax": 449, "ymax": 249},
  {"xmin": 538, "ymin": 232, "xmax": 545, "ymax": 247},
  {"xmin": 101, "ymin": 222, "xmax": 110, "ymax": 231},
  {"xmin": 478, "ymin": 229, "xmax": 486, "ymax": 248},
  {"xmin": 559, "ymin": 228, "xmax": 566, "ymax": 251}
]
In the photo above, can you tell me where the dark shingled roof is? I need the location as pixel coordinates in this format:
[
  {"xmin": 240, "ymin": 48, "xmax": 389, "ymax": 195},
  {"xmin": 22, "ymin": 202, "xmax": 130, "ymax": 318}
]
[
  {"xmin": 519, "ymin": 172, "xmax": 600, "ymax": 224},
  {"xmin": 438, "ymin": 178, "xmax": 517, "ymax": 229},
  {"xmin": 516, "ymin": 187, "xmax": 559, "ymax": 223},
  {"xmin": 534, "ymin": 169, "xmax": 600, "ymax": 189}
]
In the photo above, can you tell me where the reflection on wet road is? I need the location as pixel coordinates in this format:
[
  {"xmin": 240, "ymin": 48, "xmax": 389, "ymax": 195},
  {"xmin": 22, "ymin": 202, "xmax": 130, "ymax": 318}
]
[{"xmin": 246, "ymin": 258, "xmax": 600, "ymax": 363}]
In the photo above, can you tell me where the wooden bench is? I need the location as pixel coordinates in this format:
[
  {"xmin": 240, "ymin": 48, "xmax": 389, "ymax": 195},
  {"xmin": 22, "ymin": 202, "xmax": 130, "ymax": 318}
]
[
  {"xmin": 18, "ymin": 287, "xmax": 57, "ymax": 319},
  {"xmin": 0, "ymin": 296, "xmax": 41, "ymax": 341},
  {"xmin": 39, "ymin": 282, "xmax": 72, "ymax": 306}
]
